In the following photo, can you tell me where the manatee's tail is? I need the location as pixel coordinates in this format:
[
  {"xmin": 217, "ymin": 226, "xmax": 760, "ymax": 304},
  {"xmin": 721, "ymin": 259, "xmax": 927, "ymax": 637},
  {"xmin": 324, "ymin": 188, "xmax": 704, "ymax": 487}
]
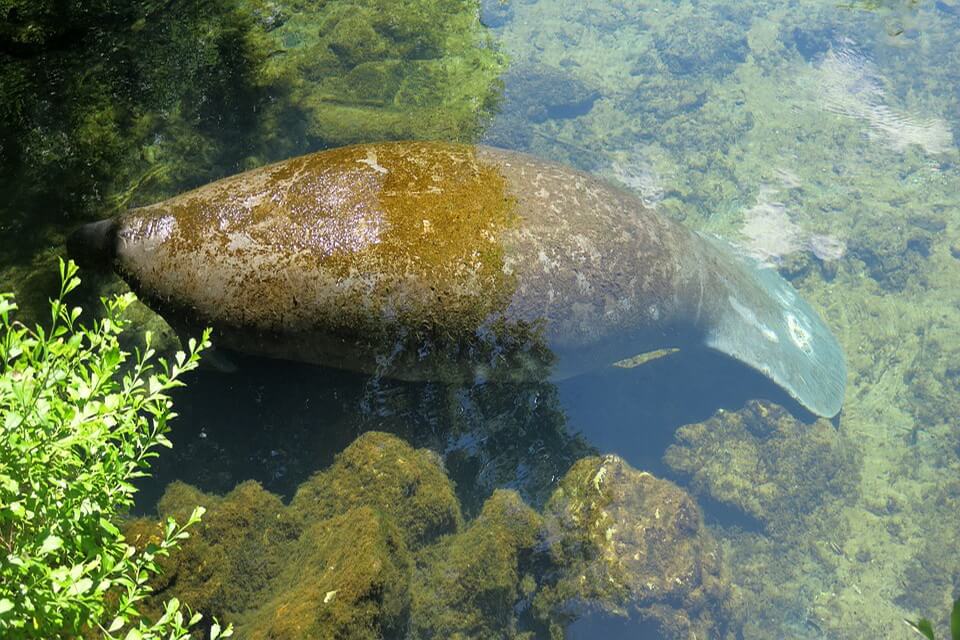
[
  {"xmin": 66, "ymin": 218, "xmax": 118, "ymax": 272},
  {"xmin": 700, "ymin": 237, "xmax": 846, "ymax": 418}
]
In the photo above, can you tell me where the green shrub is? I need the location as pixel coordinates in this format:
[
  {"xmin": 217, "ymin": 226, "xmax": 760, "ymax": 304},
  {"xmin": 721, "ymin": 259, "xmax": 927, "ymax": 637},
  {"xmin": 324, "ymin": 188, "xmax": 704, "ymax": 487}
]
[
  {"xmin": 0, "ymin": 259, "xmax": 229, "ymax": 639},
  {"xmin": 906, "ymin": 597, "xmax": 960, "ymax": 640}
]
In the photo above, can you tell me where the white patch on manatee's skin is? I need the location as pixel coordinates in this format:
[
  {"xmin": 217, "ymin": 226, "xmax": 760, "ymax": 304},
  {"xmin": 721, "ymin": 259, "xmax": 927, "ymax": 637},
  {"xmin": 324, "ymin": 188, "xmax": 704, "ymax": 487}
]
[
  {"xmin": 356, "ymin": 150, "xmax": 388, "ymax": 174},
  {"xmin": 786, "ymin": 312, "xmax": 813, "ymax": 354},
  {"xmin": 121, "ymin": 213, "xmax": 177, "ymax": 252},
  {"xmin": 727, "ymin": 295, "xmax": 781, "ymax": 344}
]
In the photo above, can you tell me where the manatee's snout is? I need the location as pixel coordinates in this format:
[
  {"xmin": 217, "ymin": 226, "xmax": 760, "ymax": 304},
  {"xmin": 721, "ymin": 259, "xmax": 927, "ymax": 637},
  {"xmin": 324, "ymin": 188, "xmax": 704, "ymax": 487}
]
[{"xmin": 67, "ymin": 218, "xmax": 118, "ymax": 272}]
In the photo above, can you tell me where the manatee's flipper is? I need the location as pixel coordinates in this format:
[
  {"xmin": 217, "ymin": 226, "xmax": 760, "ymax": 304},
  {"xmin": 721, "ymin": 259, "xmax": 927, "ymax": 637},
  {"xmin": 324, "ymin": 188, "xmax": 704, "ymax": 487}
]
[{"xmin": 701, "ymin": 238, "xmax": 846, "ymax": 418}]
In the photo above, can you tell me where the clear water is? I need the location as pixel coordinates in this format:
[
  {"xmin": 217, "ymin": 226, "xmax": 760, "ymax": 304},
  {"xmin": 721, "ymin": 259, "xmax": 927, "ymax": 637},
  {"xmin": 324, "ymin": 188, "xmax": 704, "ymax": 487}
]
[{"xmin": 5, "ymin": 0, "xmax": 960, "ymax": 638}]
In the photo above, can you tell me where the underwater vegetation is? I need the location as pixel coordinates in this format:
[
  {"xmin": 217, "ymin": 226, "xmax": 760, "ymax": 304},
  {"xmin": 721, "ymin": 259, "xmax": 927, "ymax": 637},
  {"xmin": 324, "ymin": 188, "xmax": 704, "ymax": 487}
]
[
  {"xmin": 533, "ymin": 455, "xmax": 740, "ymax": 640},
  {"xmin": 905, "ymin": 596, "xmax": 960, "ymax": 640},
  {"xmin": 128, "ymin": 430, "xmax": 743, "ymax": 639},
  {"xmin": 663, "ymin": 400, "xmax": 862, "ymax": 537},
  {"xmin": 0, "ymin": 0, "xmax": 267, "ymax": 260},
  {"xmin": 256, "ymin": 0, "xmax": 505, "ymax": 150},
  {"xmin": 0, "ymin": 0, "xmax": 505, "ymax": 324},
  {"xmin": 898, "ymin": 476, "xmax": 960, "ymax": 633}
]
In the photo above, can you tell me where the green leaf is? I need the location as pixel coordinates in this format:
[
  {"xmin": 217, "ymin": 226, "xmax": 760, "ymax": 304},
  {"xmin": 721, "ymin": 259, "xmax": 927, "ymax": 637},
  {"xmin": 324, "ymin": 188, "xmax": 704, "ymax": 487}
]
[
  {"xmin": 0, "ymin": 598, "xmax": 14, "ymax": 614},
  {"xmin": 0, "ymin": 474, "xmax": 20, "ymax": 494},
  {"xmin": 68, "ymin": 578, "xmax": 93, "ymax": 596},
  {"xmin": 100, "ymin": 517, "xmax": 121, "ymax": 537},
  {"xmin": 123, "ymin": 628, "xmax": 143, "ymax": 640},
  {"xmin": 210, "ymin": 622, "xmax": 221, "ymax": 640},
  {"xmin": 39, "ymin": 534, "xmax": 63, "ymax": 555},
  {"xmin": 951, "ymin": 597, "xmax": 959, "ymax": 640},
  {"xmin": 906, "ymin": 618, "xmax": 936, "ymax": 640},
  {"xmin": 108, "ymin": 616, "xmax": 125, "ymax": 632}
]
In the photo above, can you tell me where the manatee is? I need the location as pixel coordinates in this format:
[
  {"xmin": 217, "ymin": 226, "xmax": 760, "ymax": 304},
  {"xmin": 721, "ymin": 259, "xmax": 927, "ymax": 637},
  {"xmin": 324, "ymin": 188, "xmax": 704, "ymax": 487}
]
[{"xmin": 67, "ymin": 141, "xmax": 846, "ymax": 417}]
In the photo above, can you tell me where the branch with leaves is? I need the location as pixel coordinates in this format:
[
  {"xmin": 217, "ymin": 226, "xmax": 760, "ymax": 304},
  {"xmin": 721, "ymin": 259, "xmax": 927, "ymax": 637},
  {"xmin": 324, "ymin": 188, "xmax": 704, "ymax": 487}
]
[{"xmin": 0, "ymin": 259, "xmax": 230, "ymax": 639}]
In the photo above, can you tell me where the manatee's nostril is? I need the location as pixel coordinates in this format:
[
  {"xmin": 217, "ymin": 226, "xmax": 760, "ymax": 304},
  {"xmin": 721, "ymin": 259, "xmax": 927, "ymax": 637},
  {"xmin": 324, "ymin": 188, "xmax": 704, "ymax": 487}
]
[{"xmin": 66, "ymin": 219, "xmax": 118, "ymax": 272}]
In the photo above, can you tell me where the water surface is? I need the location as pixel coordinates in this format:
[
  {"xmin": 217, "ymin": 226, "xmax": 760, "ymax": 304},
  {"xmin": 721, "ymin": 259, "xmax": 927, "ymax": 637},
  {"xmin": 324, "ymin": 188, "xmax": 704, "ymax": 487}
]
[{"xmin": 4, "ymin": 0, "xmax": 960, "ymax": 637}]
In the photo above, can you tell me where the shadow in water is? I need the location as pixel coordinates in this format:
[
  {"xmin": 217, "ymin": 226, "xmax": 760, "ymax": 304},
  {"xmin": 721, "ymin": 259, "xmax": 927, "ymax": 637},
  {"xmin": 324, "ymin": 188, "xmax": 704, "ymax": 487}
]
[
  {"xmin": 557, "ymin": 347, "xmax": 811, "ymax": 477},
  {"xmin": 567, "ymin": 610, "xmax": 666, "ymax": 640},
  {"xmin": 139, "ymin": 346, "xmax": 810, "ymax": 518}
]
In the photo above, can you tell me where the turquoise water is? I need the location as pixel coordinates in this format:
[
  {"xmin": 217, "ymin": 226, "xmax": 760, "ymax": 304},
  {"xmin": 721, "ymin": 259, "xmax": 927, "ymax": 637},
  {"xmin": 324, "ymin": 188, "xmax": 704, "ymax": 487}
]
[{"xmin": 4, "ymin": 0, "xmax": 960, "ymax": 637}]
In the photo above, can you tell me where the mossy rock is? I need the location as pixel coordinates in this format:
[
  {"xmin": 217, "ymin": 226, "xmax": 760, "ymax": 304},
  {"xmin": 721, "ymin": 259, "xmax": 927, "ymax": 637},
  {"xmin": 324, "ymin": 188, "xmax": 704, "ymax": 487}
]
[
  {"xmin": 257, "ymin": 0, "xmax": 505, "ymax": 148},
  {"xmin": 240, "ymin": 506, "xmax": 412, "ymax": 640},
  {"xmin": 663, "ymin": 400, "xmax": 862, "ymax": 537},
  {"xmin": 409, "ymin": 489, "xmax": 543, "ymax": 639},
  {"xmin": 654, "ymin": 14, "xmax": 748, "ymax": 78},
  {"xmin": 290, "ymin": 431, "xmax": 462, "ymax": 550},
  {"xmin": 149, "ymin": 480, "xmax": 299, "ymax": 619},
  {"xmin": 534, "ymin": 456, "xmax": 735, "ymax": 640}
]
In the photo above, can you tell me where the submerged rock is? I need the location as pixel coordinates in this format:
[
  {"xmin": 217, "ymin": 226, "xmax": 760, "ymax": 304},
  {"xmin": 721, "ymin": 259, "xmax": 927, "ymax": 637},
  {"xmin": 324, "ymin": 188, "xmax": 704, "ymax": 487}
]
[
  {"xmin": 484, "ymin": 61, "xmax": 600, "ymax": 149},
  {"xmin": 654, "ymin": 14, "xmax": 748, "ymax": 78},
  {"xmin": 257, "ymin": 0, "xmax": 504, "ymax": 148},
  {"xmin": 126, "ymin": 480, "xmax": 297, "ymax": 622},
  {"xmin": 480, "ymin": 0, "xmax": 514, "ymax": 28},
  {"xmin": 663, "ymin": 400, "xmax": 861, "ymax": 536},
  {"xmin": 534, "ymin": 456, "xmax": 736, "ymax": 640},
  {"xmin": 129, "ymin": 433, "xmax": 746, "ymax": 639},
  {"xmin": 410, "ymin": 490, "xmax": 543, "ymax": 639},
  {"xmin": 290, "ymin": 431, "xmax": 462, "ymax": 549},
  {"xmin": 127, "ymin": 432, "xmax": 544, "ymax": 638},
  {"xmin": 243, "ymin": 506, "xmax": 412, "ymax": 640}
]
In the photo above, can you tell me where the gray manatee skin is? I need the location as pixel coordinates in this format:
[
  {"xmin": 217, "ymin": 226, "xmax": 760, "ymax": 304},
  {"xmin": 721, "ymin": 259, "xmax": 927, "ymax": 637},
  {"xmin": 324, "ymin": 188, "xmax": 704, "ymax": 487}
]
[{"xmin": 68, "ymin": 141, "xmax": 846, "ymax": 417}]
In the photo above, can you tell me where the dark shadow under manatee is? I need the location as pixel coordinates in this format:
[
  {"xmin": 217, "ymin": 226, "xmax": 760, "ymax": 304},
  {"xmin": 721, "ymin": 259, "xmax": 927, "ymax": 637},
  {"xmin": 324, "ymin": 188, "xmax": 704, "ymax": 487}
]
[{"xmin": 139, "ymin": 344, "xmax": 811, "ymax": 519}]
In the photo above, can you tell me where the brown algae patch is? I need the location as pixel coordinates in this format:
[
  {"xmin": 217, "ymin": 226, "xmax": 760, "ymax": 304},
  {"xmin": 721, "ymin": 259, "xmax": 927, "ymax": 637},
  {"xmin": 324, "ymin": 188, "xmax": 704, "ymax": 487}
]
[{"xmin": 118, "ymin": 141, "xmax": 521, "ymax": 338}]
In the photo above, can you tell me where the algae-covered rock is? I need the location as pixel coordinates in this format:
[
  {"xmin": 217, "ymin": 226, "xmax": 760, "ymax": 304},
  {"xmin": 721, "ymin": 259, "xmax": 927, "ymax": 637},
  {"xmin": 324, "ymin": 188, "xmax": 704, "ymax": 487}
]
[
  {"xmin": 149, "ymin": 480, "xmax": 298, "ymax": 619},
  {"xmin": 410, "ymin": 489, "xmax": 543, "ymax": 639},
  {"xmin": 257, "ymin": 0, "xmax": 505, "ymax": 149},
  {"xmin": 242, "ymin": 506, "xmax": 412, "ymax": 640},
  {"xmin": 655, "ymin": 14, "xmax": 748, "ymax": 78},
  {"xmin": 663, "ymin": 400, "xmax": 861, "ymax": 536},
  {"xmin": 128, "ymin": 433, "xmax": 545, "ymax": 639},
  {"xmin": 534, "ymin": 455, "xmax": 736, "ymax": 640},
  {"xmin": 846, "ymin": 213, "xmax": 941, "ymax": 292},
  {"xmin": 290, "ymin": 431, "xmax": 462, "ymax": 549},
  {"xmin": 483, "ymin": 61, "xmax": 600, "ymax": 150}
]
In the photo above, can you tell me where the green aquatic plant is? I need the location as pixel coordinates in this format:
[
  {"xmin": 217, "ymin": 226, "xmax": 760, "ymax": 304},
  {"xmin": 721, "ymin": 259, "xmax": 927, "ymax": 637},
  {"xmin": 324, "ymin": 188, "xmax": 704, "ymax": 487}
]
[
  {"xmin": 0, "ymin": 259, "xmax": 227, "ymax": 639},
  {"xmin": 256, "ymin": 0, "xmax": 506, "ymax": 149},
  {"xmin": 905, "ymin": 597, "xmax": 960, "ymax": 640},
  {"xmin": 0, "ymin": 0, "xmax": 269, "ymax": 263}
]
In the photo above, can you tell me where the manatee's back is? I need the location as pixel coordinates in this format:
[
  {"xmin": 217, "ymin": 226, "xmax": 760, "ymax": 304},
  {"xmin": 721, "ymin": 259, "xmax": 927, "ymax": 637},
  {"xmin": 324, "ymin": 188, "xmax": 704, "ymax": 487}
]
[
  {"xmin": 115, "ymin": 143, "xmax": 524, "ymax": 339},
  {"xmin": 112, "ymin": 143, "xmax": 698, "ymax": 359}
]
